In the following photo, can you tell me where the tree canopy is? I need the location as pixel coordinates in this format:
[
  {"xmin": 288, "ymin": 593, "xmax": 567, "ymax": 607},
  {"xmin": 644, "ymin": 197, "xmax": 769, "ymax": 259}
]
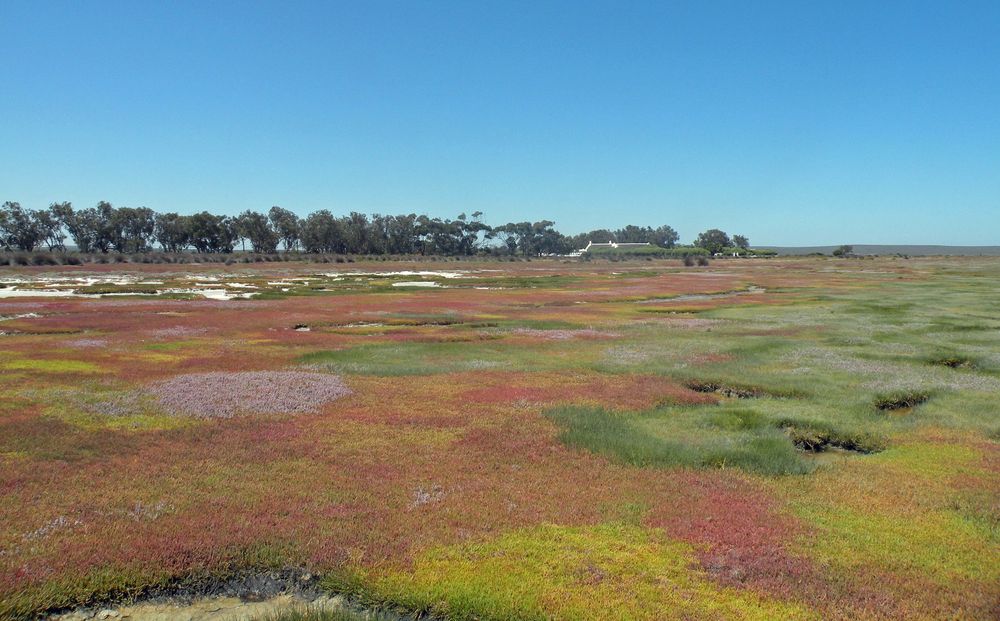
[
  {"xmin": 694, "ymin": 229, "xmax": 732, "ymax": 254},
  {"xmin": 1, "ymin": 200, "xmax": 746, "ymax": 259}
]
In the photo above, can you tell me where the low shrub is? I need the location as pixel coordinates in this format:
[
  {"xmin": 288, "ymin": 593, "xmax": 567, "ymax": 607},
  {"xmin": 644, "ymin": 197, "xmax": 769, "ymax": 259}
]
[
  {"xmin": 685, "ymin": 380, "xmax": 765, "ymax": 399},
  {"xmin": 74, "ymin": 285, "xmax": 161, "ymax": 295},
  {"xmin": 779, "ymin": 420, "xmax": 886, "ymax": 453},
  {"xmin": 926, "ymin": 352, "xmax": 975, "ymax": 369},
  {"xmin": 31, "ymin": 254, "xmax": 59, "ymax": 266},
  {"xmin": 875, "ymin": 392, "xmax": 929, "ymax": 412}
]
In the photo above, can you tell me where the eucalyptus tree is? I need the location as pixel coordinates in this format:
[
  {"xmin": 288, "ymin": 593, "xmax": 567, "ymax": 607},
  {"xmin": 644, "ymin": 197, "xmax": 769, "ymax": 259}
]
[
  {"xmin": 456, "ymin": 212, "xmax": 491, "ymax": 255},
  {"xmin": 650, "ymin": 225, "xmax": 679, "ymax": 248},
  {"xmin": 269, "ymin": 206, "xmax": 301, "ymax": 252},
  {"xmin": 341, "ymin": 211, "xmax": 373, "ymax": 254},
  {"xmin": 59, "ymin": 204, "xmax": 101, "ymax": 253},
  {"xmin": 153, "ymin": 213, "xmax": 192, "ymax": 253},
  {"xmin": 236, "ymin": 210, "xmax": 278, "ymax": 253},
  {"xmin": 300, "ymin": 210, "xmax": 343, "ymax": 254},
  {"xmin": 36, "ymin": 207, "xmax": 66, "ymax": 251},
  {"xmin": 0, "ymin": 204, "xmax": 10, "ymax": 250},
  {"xmin": 110, "ymin": 207, "xmax": 157, "ymax": 252},
  {"xmin": 0, "ymin": 201, "xmax": 45, "ymax": 251},
  {"xmin": 614, "ymin": 224, "xmax": 652, "ymax": 243},
  {"xmin": 188, "ymin": 212, "xmax": 237, "ymax": 253},
  {"xmin": 694, "ymin": 229, "xmax": 731, "ymax": 255},
  {"xmin": 383, "ymin": 213, "xmax": 420, "ymax": 254}
]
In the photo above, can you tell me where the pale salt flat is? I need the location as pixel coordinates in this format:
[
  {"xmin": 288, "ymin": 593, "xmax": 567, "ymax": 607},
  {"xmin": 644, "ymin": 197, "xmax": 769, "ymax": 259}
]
[
  {"xmin": 0, "ymin": 286, "xmax": 254, "ymax": 301},
  {"xmin": 391, "ymin": 281, "xmax": 442, "ymax": 288},
  {"xmin": 0, "ymin": 312, "xmax": 40, "ymax": 321},
  {"xmin": 0, "ymin": 288, "xmax": 100, "ymax": 298},
  {"xmin": 325, "ymin": 270, "xmax": 469, "ymax": 279},
  {"xmin": 191, "ymin": 289, "xmax": 255, "ymax": 301},
  {"xmin": 0, "ymin": 275, "xmax": 146, "ymax": 287}
]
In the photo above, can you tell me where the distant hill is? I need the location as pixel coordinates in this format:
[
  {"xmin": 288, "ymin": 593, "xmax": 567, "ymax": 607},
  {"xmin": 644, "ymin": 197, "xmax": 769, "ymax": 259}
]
[{"xmin": 761, "ymin": 245, "xmax": 1000, "ymax": 257}]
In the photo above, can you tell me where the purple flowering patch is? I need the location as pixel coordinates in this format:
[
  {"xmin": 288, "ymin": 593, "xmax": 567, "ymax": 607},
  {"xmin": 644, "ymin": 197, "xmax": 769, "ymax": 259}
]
[{"xmin": 148, "ymin": 371, "xmax": 352, "ymax": 418}]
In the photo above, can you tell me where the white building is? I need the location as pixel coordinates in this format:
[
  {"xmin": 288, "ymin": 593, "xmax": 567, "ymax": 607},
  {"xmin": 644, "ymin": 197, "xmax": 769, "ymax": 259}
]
[{"xmin": 579, "ymin": 240, "xmax": 652, "ymax": 252}]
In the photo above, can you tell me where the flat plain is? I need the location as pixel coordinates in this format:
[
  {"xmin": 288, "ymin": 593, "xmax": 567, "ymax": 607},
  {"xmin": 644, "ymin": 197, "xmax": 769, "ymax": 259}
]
[{"xmin": 0, "ymin": 257, "xmax": 997, "ymax": 620}]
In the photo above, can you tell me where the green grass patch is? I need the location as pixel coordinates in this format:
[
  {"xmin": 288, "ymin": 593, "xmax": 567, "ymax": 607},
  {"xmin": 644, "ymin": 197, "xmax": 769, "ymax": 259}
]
[
  {"xmin": 299, "ymin": 338, "xmax": 597, "ymax": 376},
  {"xmin": 544, "ymin": 405, "xmax": 813, "ymax": 475},
  {"xmin": 73, "ymin": 285, "xmax": 162, "ymax": 295}
]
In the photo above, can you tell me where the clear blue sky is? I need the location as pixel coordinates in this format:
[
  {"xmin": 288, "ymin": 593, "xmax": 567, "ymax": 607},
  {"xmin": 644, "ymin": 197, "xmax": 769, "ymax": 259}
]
[{"xmin": 2, "ymin": 1, "xmax": 998, "ymax": 245}]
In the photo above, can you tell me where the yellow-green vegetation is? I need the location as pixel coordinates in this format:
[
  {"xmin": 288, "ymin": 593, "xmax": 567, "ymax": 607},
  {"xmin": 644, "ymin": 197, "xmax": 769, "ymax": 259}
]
[
  {"xmin": 328, "ymin": 524, "xmax": 815, "ymax": 621},
  {"xmin": 1, "ymin": 358, "xmax": 102, "ymax": 374}
]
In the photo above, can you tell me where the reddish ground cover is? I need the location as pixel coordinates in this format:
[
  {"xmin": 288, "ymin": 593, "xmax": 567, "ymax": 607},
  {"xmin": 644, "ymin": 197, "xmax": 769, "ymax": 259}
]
[{"xmin": 0, "ymin": 257, "xmax": 996, "ymax": 620}]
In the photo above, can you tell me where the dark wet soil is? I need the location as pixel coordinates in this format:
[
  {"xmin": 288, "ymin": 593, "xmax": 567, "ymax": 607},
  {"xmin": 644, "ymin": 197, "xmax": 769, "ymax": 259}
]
[{"xmin": 45, "ymin": 570, "xmax": 429, "ymax": 621}]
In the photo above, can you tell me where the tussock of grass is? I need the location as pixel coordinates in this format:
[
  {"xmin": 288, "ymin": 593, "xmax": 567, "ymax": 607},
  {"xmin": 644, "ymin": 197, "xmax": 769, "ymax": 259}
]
[
  {"xmin": 927, "ymin": 353, "xmax": 975, "ymax": 369},
  {"xmin": 546, "ymin": 406, "xmax": 686, "ymax": 467},
  {"xmin": 684, "ymin": 380, "xmax": 768, "ymax": 399},
  {"xmin": 545, "ymin": 405, "xmax": 812, "ymax": 475},
  {"xmin": 875, "ymin": 392, "xmax": 930, "ymax": 412},
  {"xmin": 778, "ymin": 420, "xmax": 886, "ymax": 453}
]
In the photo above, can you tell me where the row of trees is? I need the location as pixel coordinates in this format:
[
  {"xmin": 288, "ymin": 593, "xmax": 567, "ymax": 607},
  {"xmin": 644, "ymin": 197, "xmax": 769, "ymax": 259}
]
[
  {"xmin": 565, "ymin": 224, "xmax": 681, "ymax": 250},
  {"xmin": 0, "ymin": 200, "xmax": 746, "ymax": 257}
]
